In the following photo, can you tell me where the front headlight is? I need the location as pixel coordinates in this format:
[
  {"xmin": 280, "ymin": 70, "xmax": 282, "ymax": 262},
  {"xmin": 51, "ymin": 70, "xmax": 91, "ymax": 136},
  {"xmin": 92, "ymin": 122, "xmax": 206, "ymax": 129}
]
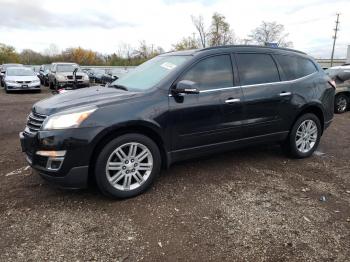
[
  {"xmin": 83, "ymin": 74, "xmax": 89, "ymax": 80},
  {"xmin": 56, "ymin": 74, "xmax": 66, "ymax": 81},
  {"xmin": 33, "ymin": 79, "xmax": 40, "ymax": 84},
  {"xmin": 42, "ymin": 106, "xmax": 97, "ymax": 130},
  {"xmin": 5, "ymin": 80, "xmax": 17, "ymax": 83}
]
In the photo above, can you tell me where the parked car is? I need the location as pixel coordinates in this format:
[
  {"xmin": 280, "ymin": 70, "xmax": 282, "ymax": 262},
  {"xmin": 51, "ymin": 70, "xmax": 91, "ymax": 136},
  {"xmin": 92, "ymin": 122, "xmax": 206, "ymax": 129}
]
[
  {"xmin": 48, "ymin": 62, "xmax": 89, "ymax": 90},
  {"xmin": 20, "ymin": 46, "xmax": 335, "ymax": 199},
  {"xmin": 87, "ymin": 68, "xmax": 106, "ymax": 83},
  {"xmin": 101, "ymin": 69, "xmax": 128, "ymax": 84},
  {"xmin": 38, "ymin": 64, "xmax": 51, "ymax": 86},
  {"xmin": 326, "ymin": 66, "xmax": 350, "ymax": 113},
  {"xmin": 3, "ymin": 67, "xmax": 41, "ymax": 93},
  {"xmin": 0, "ymin": 63, "xmax": 23, "ymax": 87}
]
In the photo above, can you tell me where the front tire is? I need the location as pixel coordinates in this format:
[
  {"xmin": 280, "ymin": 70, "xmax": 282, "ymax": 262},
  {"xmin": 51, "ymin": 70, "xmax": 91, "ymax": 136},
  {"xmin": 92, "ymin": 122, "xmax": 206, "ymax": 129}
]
[
  {"xmin": 283, "ymin": 113, "xmax": 321, "ymax": 158},
  {"xmin": 95, "ymin": 134, "xmax": 161, "ymax": 199},
  {"xmin": 334, "ymin": 94, "xmax": 348, "ymax": 114}
]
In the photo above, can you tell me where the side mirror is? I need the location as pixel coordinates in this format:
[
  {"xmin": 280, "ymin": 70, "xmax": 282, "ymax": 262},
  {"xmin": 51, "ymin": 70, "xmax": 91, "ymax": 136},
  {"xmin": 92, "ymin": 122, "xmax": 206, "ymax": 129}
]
[{"xmin": 172, "ymin": 80, "xmax": 200, "ymax": 95}]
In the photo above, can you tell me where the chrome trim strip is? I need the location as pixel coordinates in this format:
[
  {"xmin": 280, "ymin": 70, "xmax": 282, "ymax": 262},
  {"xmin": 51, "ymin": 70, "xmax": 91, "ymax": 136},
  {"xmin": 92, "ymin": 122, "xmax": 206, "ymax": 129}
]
[
  {"xmin": 225, "ymin": 98, "xmax": 241, "ymax": 103},
  {"xmin": 200, "ymin": 86, "xmax": 241, "ymax": 93},
  {"xmin": 169, "ymin": 72, "xmax": 317, "ymax": 96},
  {"xmin": 240, "ymin": 72, "xmax": 317, "ymax": 89}
]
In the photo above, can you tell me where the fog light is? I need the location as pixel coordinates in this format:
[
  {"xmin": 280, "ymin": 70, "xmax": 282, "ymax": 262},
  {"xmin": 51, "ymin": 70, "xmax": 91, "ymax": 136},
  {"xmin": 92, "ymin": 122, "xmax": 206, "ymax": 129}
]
[
  {"xmin": 46, "ymin": 157, "xmax": 64, "ymax": 171},
  {"xmin": 36, "ymin": 150, "xmax": 66, "ymax": 157}
]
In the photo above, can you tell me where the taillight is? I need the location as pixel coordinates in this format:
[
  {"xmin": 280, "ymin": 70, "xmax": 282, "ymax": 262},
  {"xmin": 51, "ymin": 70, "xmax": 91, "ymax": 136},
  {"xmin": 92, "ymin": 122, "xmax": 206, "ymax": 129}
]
[{"xmin": 328, "ymin": 80, "xmax": 336, "ymax": 89}]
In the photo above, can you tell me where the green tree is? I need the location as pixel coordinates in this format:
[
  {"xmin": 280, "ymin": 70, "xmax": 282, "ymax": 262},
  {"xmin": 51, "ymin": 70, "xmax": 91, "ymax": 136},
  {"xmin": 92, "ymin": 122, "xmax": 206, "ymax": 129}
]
[
  {"xmin": 0, "ymin": 43, "xmax": 19, "ymax": 63},
  {"xmin": 172, "ymin": 36, "xmax": 199, "ymax": 51},
  {"xmin": 208, "ymin": 12, "xmax": 236, "ymax": 46}
]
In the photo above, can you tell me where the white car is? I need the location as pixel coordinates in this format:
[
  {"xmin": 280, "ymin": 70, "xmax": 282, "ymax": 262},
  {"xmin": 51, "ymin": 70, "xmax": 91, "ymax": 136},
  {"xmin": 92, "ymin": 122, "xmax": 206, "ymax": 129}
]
[{"xmin": 3, "ymin": 67, "xmax": 41, "ymax": 93}]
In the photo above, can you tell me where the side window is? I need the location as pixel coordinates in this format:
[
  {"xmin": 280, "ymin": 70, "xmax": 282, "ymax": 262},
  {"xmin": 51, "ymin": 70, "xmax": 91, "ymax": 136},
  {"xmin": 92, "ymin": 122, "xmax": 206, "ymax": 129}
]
[
  {"xmin": 180, "ymin": 55, "xmax": 233, "ymax": 90},
  {"xmin": 275, "ymin": 55, "xmax": 317, "ymax": 80},
  {"xmin": 236, "ymin": 53, "xmax": 280, "ymax": 86}
]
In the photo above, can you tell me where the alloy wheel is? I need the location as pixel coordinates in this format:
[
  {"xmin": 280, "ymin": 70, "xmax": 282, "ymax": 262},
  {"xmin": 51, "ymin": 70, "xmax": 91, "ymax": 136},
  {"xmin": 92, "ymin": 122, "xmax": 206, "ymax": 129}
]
[
  {"xmin": 105, "ymin": 142, "xmax": 153, "ymax": 191},
  {"xmin": 295, "ymin": 120, "xmax": 318, "ymax": 153}
]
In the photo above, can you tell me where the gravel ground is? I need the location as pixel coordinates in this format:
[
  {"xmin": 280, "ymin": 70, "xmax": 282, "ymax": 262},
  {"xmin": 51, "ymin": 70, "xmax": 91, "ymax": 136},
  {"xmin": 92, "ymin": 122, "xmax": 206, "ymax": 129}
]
[{"xmin": 0, "ymin": 86, "xmax": 349, "ymax": 261}]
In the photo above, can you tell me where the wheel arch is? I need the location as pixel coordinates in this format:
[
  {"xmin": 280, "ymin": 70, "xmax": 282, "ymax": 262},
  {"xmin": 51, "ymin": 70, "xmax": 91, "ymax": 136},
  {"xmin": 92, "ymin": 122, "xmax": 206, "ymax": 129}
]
[
  {"xmin": 293, "ymin": 104, "xmax": 325, "ymax": 134},
  {"xmin": 335, "ymin": 91, "xmax": 350, "ymax": 99},
  {"xmin": 88, "ymin": 121, "xmax": 169, "ymax": 185}
]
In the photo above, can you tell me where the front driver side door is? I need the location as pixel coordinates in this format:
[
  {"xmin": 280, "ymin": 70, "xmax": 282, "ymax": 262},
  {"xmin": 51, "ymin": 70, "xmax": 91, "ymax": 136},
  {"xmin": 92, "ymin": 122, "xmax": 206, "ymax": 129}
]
[{"xmin": 169, "ymin": 54, "xmax": 243, "ymax": 152}]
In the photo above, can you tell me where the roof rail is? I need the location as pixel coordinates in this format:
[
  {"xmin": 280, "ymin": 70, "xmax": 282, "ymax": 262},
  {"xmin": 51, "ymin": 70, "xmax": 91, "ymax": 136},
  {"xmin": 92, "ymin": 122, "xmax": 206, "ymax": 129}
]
[{"xmin": 198, "ymin": 45, "xmax": 307, "ymax": 55}]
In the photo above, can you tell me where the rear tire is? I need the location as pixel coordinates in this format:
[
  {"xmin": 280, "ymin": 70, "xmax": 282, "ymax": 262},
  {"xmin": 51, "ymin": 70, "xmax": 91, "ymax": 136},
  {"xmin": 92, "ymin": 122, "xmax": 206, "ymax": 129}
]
[
  {"xmin": 95, "ymin": 133, "xmax": 161, "ymax": 199},
  {"xmin": 282, "ymin": 113, "xmax": 321, "ymax": 158},
  {"xmin": 334, "ymin": 94, "xmax": 348, "ymax": 114}
]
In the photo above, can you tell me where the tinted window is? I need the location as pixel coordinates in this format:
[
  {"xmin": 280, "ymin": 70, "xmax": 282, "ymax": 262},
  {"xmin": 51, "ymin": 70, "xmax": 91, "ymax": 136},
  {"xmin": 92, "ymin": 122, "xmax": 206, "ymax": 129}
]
[
  {"xmin": 236, "ymin": 53, "xmax": 280, "ymax": 85},
  {"xmin": 180, "ymin": 55, "xmax": 233, "ymax": 90},
  {"xmin": 275, "ymin": 55, "xmax": 317, "ymax": 80}
]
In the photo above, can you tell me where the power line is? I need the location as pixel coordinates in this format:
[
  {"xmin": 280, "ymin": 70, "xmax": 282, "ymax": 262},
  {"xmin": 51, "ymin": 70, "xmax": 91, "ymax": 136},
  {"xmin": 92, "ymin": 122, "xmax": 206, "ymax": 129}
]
[{"xmin": 330, "ymin": 13, "xmax": 340, "ymax": 67}]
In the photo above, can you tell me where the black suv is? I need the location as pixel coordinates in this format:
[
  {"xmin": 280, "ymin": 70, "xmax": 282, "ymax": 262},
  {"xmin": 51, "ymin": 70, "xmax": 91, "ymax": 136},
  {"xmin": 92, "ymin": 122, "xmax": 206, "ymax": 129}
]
[{"xmin": 20, "ymin": 46, "xmax": 335, "ymax": 198}]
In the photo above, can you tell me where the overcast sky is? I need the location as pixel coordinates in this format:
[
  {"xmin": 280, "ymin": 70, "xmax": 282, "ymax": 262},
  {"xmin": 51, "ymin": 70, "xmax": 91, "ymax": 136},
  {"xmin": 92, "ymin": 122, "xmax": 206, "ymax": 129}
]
[{"xmin": 0, "ymin": 0, "xmax": 349, "ymax": 58}]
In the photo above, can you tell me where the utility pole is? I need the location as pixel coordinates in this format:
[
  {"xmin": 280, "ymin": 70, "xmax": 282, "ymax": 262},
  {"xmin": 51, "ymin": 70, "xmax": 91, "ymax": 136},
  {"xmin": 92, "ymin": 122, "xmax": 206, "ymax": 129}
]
[{"xmin": 330, "ymin": 13, "xmax": 340, "ymax": 67}]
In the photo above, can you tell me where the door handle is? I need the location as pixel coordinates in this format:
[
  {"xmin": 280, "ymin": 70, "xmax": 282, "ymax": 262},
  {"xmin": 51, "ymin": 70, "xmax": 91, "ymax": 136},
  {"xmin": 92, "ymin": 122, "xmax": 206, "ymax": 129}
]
[
  {"xmin": 279, "ymin": 92, "xmax": 291, "ymax": 97},
  {"xmin": 225, "ymin": 98, "xmax": 240, "ymax": 104}
]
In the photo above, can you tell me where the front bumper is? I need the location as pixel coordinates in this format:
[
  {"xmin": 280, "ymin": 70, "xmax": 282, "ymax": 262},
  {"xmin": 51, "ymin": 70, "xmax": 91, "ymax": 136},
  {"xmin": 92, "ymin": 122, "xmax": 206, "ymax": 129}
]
[
  {"xmin": 19, "ymin": 126, "xmax": 103, "ymax": 188},
  {"xmin": 6, "ymin": 82, "xmax": 41, "ymax": 90},
  {"xmin": 57, "ymin": 80, "xmax": 89, "ymax": 88}
]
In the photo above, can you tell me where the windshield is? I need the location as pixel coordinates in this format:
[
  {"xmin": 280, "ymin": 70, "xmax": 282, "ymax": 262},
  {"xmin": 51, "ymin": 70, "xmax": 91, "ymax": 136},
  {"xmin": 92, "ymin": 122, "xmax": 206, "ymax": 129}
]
[
  {"xmin": 57, "ymin": 64, "xmax": 80, "ymax": 72},
  {"xmin": 7, "ymin": 68, "xmax": 35, "ymax": 76},
  {"xmin": 2, "ymin": 64, "xmax": 23, "ymax": 70},
  {"xmin": 111, "ymin": 55, "xmax": 190, "ymax": 91}
]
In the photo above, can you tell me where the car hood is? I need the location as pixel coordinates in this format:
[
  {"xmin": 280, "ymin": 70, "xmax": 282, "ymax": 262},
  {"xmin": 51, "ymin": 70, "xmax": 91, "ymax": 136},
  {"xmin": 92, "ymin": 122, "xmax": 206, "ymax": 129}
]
[
  {"xmin": 33, "ymin": 86, "xmax": 139, "ymax": 115},
  {"xmin": 5, "ymin": 75, "xmax": 39, "ymax": 81}
]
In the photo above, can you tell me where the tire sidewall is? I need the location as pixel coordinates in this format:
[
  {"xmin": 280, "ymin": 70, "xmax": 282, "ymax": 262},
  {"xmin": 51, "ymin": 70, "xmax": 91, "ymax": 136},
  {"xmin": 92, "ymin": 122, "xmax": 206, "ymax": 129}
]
[
  {"xmin": 95, "ymin": 134, "xmax": 161, "ymax": 199},
  {"xmin": 289, "ymin": 113, "xmax": 321, "ymax": 158}
]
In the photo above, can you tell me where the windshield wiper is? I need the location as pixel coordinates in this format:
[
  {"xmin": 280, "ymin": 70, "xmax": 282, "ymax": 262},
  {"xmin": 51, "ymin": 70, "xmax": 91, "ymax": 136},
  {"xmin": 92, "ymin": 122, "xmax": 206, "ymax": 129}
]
[{"xmin": 108, "ymin": 84, "xmax": 128, "ymax": 91}]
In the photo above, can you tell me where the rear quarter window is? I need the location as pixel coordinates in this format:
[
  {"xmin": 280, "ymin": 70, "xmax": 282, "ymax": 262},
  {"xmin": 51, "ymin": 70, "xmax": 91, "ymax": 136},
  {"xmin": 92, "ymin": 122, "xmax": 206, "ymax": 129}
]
[{"xmin": 275, "ymin": 55, "xmax": 318, "ymax": 80}]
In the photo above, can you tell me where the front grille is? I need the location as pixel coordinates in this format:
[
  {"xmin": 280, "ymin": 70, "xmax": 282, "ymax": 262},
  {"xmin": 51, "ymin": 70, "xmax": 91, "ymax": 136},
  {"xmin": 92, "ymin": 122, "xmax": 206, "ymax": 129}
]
[
  {"xmin": 66, "ymin": 75, "xmax": 83, "ymax": 80},
  {"xmin": 25, "ymin": 111, "xmax": 47, "ymax": 135},
  {"xmin": 16, "ymin": 81, "xmax": 31, "ymax": 84}
]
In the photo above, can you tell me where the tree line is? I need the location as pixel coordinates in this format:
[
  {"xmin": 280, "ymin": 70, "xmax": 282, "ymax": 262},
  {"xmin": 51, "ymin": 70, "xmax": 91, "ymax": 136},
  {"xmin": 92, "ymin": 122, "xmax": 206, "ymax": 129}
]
[{"xmin": 0, "ymin": 12, "xmax": 292, "ymax": 66}]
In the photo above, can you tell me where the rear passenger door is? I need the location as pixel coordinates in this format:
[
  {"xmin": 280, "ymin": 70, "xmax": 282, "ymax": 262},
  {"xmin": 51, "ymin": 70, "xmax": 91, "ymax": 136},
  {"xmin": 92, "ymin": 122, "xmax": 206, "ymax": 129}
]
[{"xmin": 235, "ymin": 53, "xmax": 291, "ymax": 137}]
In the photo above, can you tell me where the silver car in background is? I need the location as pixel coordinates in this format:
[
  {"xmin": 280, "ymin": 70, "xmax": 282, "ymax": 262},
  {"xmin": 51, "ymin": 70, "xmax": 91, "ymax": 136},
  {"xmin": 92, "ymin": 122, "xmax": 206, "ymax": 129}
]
[
  {"xmin": 0, "ymin": 63, "xmax": 23, "ymax": 87},
  {"xmin": 3, "ymin": 67, "xmax": 41, "ymax": 93}
]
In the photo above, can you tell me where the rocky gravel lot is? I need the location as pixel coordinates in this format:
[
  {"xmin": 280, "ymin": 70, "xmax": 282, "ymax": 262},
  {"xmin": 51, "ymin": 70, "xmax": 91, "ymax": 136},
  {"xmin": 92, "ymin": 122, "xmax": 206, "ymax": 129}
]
[{"xmin": 0, "ymin": 87, "xmax": 349, "ymax": 261}]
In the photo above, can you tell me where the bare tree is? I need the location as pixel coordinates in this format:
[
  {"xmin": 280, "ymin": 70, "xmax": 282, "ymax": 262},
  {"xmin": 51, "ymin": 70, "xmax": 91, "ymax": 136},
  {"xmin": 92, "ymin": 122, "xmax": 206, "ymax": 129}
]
[
  {"xmin": 116, "ymin": 43, "xmax": 133, "ymax": 59},
  {"xmin": 191, "ymin": 15, "xmax": 207, "ymax": 48},
  {"xmin": 208, "ymin": 13, "xmax": 236, "ymax": 47},
  {"xmin": 249, "ymin": 21, "xmax": 293, "ymax": 47},
  {"xmin": 44, "ymin": 43, "xmax": 60, "ymax": 57}
]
